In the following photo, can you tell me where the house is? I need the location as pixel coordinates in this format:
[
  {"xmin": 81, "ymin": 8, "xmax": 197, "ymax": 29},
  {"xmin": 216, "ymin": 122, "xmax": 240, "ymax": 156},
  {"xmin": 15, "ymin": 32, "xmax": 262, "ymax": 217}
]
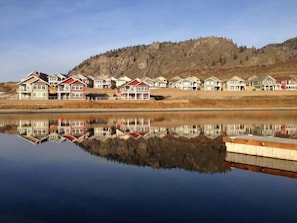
[
  {"xmin": 168, "ymin": 76, "xmax": 183, "ymax": 88},
  {"xmin": 224, "ymin": 76, "xmax": 246, "ymax": 91},
  {"xmin": 116, "ymin": 76, "xmax": 131, "ymax": 87},
  {"xmin": 203, "ymin": 76, "xmax": 222, "ymax": 91},
  {"xmin": 141, "ymin": 77, "xmax": 155, "ymax": 88},
  {"xmin": 248, "ymin": 75, "xmax": 276, "ymax": 90},
  {"xmin": 57, "ymin": 77, "xmax": 87, "ymax": 100},
  {"xmin": 178, "ymin": 76, "xmax": 201, "ymax": 90},
  {"xmin": 48, "ymin": 73, "xmax": 67, "ymax": 99},
  {"xmin": 275, "ymin": 76, "xmax": 297, "ymax": 90},
  {"xmin": 154, "ymin": 76, "xmax": 167, "ymax": 88},
  {"xmin": 48, "ymin": 73, "xmax": 67, "ymax": 85},
  {"xmin": 93, "ymin": 75, "xmax": 112, "ymax": 89},
  {"xmin": 17, "ymin": 71, "xmax": 49, "ymax": 100},
  {"xmin": 116, "ymin": 79, "xmax": 150, "ymax": 100},
  {"xmin": 71, "ymin": 74, "xmax": 93, "ymax": 87}
]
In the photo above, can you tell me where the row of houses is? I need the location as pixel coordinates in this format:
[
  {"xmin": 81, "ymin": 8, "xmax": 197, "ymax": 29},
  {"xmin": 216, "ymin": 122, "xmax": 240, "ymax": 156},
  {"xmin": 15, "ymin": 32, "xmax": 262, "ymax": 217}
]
[
  {"xmin": 17, "ymin": 71, "xmax": 297, "ymax": 100},
  {"xmin": 15, "ymin": 117, "xmax": 297, "ymax": 144}
]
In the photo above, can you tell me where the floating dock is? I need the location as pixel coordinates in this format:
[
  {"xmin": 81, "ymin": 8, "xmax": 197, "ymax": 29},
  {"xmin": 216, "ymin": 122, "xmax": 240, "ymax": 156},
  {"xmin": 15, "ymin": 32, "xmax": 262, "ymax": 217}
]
[
  {"xmin": 223, "ymin": 135, "xmax": 297, "ymax": 178},
  {"xmin": 223, "ymin": 135, "xmax": 297, "ymax": 161}
]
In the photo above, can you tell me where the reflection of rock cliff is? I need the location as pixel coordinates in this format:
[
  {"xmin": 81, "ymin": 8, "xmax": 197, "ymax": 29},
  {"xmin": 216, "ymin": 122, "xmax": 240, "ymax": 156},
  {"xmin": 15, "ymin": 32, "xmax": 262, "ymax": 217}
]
[{"xmin": 78, "ymin": 134, "xmax": 229, "ymax": 174}]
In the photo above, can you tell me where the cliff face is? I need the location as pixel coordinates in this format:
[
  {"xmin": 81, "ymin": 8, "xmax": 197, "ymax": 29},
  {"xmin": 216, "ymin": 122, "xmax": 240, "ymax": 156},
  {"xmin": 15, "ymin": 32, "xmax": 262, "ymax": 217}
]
[
  {"xmin": 69, "ymin": 37, "xmax": 297, "ymax": 80},
  {"xmin": 78, "ymin": 134, "xmax": 229, "ymax": 174}
]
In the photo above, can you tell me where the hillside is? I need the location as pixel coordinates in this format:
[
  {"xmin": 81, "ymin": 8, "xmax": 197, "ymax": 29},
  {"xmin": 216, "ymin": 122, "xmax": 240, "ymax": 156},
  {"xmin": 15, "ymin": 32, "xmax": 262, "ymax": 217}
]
[{"xmin": 69, "ymin": 36, "xmax": 297, "ymax": 80}]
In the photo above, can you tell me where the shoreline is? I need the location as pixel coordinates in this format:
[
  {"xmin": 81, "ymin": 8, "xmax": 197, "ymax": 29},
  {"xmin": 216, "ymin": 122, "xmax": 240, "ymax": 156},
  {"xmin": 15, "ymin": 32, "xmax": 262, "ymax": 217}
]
[{"xmin": 1, "ymin": 107, "xmax": 297, "ymax": 114}]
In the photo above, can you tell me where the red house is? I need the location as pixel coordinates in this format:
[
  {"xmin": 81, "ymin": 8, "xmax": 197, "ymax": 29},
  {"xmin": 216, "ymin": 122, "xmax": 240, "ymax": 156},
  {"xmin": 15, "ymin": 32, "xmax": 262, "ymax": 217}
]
[
  {"xmin": 57, "ymin": 77, "xmax": 87, "ymax": 100},
  {"xmin": 116, "ymin": 79, "xmax": 150, "ymax": 100},
  {"xmin": 275, "ymin": 76, "xmax": 297, "ymax": 90}
]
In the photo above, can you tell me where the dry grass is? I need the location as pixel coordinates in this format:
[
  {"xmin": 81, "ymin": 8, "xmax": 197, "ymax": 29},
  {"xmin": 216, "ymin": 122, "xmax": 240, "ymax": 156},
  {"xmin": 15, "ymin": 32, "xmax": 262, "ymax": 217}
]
[{"xmin": 1, "ymin": 88, "xmax": 297, "ymax": 110}]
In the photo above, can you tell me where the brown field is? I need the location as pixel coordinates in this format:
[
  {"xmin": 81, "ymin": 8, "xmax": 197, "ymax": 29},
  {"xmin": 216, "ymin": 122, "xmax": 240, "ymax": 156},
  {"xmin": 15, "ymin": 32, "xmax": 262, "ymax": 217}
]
[{"xmin": 1, "ymin": 88, "xmax": 297, "ymax": 111}]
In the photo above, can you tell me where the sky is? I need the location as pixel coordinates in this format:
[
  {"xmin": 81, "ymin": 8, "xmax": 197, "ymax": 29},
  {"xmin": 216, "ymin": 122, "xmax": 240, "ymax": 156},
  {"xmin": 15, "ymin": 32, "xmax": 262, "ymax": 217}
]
[{"xmin": 0, "ymin": 0, "xmax": 296, "ymax": 82}]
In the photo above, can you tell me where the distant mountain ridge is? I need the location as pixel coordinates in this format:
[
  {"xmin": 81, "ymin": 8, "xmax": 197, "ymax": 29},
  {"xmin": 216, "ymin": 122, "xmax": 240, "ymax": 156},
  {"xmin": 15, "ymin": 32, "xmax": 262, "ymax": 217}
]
[{"xmin": 69, "ymin": 36, "xmax": 297, "ymax": 80}]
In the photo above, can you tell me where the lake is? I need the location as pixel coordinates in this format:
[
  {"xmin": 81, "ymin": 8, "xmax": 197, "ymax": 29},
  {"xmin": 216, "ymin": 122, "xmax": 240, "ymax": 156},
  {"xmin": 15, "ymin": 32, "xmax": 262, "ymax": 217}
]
[{"xmin": 0, "ymin": 111, "xmax": 297, "ymax": 223}]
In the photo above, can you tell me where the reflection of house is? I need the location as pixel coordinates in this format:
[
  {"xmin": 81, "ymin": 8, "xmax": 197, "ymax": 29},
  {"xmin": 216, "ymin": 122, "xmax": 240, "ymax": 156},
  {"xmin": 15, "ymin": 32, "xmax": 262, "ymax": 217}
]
[
  {"xmin": 203, "ymin": 124, "xmax": 222, "ymax": 139},
  {"xmin": 93, "ymin": 126, "xmax": 115, "ymax": 138},
  {"xmin": 224, "ymin": 76, "xmax": 246, "ymax": 91},
  {"xmin": 17, "ymin": 119, "xmax": 49, "ymax": 144},
  {"xmin": 277, "ymin": 124, "xmax": 297, "ymax": 136},
  {"xmin": 203, "ymin": 76, "xmax": 222, "ymax": 91},
  {"xmin": 116, "ymin": 118, "xmax": 150, "ymax": 138},
  {"xmin": 170, "ymin": 125, "xmax": 201, "ymax": 138},
  {"xmin": 57, "ymin": 77, "xmax": 87, "ymax": 100},
  {"xmin": 149, "ymin": 126, "xmax": 168, "ymax": 137},
  {"xmin": 58, "ymin": 119, "xmax": 88, "ymax": 142},
  {"xmin": 225, "ymin": 124, "xmax": 246, "ymax": 136},
  {"xmin": 17, "ymin": 71, "xmax": 49, "ymax": 100},
  {"xmin": 117, "ymin": 79, "xmax": 150, "ymax": 100},
  {"xmin": 47, "ymin": 132, "xmax": 65, "ymax": 143}
]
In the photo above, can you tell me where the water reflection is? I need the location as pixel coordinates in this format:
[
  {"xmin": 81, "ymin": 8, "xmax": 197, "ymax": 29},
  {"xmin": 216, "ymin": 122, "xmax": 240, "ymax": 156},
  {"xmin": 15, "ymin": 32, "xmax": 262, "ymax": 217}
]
[{"xmin": 1, "ymin": 111, "xmax": 297, "ymax": 177}]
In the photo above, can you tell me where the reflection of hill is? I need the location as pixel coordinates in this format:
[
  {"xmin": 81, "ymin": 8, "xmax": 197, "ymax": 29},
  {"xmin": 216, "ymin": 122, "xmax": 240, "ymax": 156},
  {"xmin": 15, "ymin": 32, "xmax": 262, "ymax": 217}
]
[{"xmin": 78, "ymin": 134, "xmax": 229, "ymax": 174}]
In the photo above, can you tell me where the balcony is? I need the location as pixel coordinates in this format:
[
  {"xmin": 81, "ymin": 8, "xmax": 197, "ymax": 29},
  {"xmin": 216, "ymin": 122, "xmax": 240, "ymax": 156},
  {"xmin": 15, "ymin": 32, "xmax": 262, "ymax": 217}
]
[{"xmin": 17, "ymin": 86, "xmax": 32, "ymax": 93}]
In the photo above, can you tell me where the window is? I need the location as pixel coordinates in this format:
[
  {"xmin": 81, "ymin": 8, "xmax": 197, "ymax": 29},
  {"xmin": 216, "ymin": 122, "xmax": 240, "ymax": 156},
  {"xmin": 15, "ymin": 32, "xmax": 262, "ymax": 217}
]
[
  {"xmin": 72, "ymin": 84, "xmax": 83, "ymax": 90},
  {"xmin": 33, "ymin": 84, "xmax": 46, "ymax": 90}
]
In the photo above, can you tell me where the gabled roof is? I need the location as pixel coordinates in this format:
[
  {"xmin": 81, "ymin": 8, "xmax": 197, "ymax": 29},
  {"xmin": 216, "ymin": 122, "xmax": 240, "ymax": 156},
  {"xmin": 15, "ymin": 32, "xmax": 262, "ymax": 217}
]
[
  {"xmin": 117, "ymin": 76, "xmax": 131, "ymax": 82},
  {"xmin": 58, "ymin": 77, "xmax": 87, "ymax": 85},
  {"xmin": 204, "ymin": 76, "xmax": 221, "ymax": 82},
  {"xmin": 27, "ymin": 71, "xmax": 48, "ymax": 82},
  {"xmin": 119, "ymin": 78, "xmax": 149, "ymax": 88},
  {"xmin": 94, "ymin": 74, "xmax": 111, "ymax": 80},
  {"xmin": 275, "ymin": 76, "xmax": 297, "ymax": 81},
  {"xmin": 71, "ymin": 73, "xmax": 89, "ymax": 80},
  {"xmin": 169, "ymin": 76, "xmax": 182, "ymax": 82},
  {"xmin": 155, "ymin": 76, "xmax": 167, "ymax": 81},
  {"xmin": 227, "ymin": 75, "xmax": 245, "ymax": 82},
  {"xmin": 49, "ymin": 73, "xmax": 67, "ymax": 79},
  {"xmin": 18, "ymin": 75, "xmax": 49, "ymax": 85},
  {"xmin": 250, "ymin": 75, "xmax": 276, "ymax": 82}
]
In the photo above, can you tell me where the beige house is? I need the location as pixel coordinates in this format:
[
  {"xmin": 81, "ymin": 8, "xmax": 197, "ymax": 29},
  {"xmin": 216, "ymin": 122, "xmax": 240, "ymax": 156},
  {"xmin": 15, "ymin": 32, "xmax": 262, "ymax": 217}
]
[
  {"xmin": 154, "ymin": 76, "xmax": 167, "ymax": 88},
  {"xmin": 93, "ymin": 75, "xmax": 112, "ymax": 89},
  {"xmin": 224, "ymin": 76, "xmax": 246, "ymax": 91},
  {"xmin": 17, "ymin": 72, "xmax": 49, "ymax": 100},
  {"xmin": 203, "ymin": 76, "xmax": 222, "ymax": 91}
]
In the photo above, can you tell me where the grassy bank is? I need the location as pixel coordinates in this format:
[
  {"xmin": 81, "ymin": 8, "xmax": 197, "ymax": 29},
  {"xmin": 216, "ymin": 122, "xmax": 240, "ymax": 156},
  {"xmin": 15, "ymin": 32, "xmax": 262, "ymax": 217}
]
[{"xmin": 1, "ymin": 88, "xmax": 297, "ymax": 110}]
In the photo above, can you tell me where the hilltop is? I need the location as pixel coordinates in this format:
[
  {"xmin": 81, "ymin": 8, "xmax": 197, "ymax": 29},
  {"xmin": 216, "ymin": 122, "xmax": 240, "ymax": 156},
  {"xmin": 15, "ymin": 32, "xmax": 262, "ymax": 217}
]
[{"xmin": 69, "ymin": 36, "xmax": 297, "ymax": 80}]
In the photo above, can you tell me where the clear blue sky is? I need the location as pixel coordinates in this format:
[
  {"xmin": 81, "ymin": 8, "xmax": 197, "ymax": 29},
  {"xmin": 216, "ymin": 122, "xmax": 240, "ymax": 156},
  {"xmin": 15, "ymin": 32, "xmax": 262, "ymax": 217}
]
[{"xmin": 0, "ymin": 0, "xmax": 296, "ymax": 82}]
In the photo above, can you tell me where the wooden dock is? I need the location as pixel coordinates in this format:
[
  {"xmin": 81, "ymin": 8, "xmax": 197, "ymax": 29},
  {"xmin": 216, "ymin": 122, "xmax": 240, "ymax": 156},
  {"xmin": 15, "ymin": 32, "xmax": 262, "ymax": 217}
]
[
  {"xmin": 223, "ymin": 135, "xmax": 297, "ymax": 179},
  {"xmin": 223, "ymin": 135, "xmax": 297, "ymax": 161}
]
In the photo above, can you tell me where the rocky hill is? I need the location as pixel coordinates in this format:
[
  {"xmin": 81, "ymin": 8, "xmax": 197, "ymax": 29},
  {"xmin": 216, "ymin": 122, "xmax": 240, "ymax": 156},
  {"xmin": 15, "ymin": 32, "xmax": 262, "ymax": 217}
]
[{"xmin": 69, "ymin": 36, "xmax": 297, "ymax": 80}]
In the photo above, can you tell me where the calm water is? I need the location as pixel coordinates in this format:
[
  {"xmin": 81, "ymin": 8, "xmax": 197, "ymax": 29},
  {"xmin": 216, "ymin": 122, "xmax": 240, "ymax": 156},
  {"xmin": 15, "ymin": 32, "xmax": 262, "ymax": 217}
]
[{"xmin": 0, "ymin": 111, "xmax": 297, "ymax": 223}]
